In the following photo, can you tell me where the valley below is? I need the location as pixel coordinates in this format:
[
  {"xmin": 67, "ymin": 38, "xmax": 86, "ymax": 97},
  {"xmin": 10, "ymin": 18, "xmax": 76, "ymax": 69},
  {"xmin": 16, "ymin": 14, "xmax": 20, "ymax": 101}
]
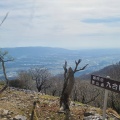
[{"xmin": 0, "ymin": 47, "xmax": 120, "ymax": 79}]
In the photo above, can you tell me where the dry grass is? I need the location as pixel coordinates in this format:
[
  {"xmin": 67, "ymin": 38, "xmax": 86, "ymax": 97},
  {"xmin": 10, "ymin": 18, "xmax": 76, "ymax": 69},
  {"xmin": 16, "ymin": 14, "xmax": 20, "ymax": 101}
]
[
  {"xmin": 107, "ymin": 108, "xmax": 120, "ymax": 119},
  {"xmin": 0, "ymin": 86, "xmax": 120, "ymax": 120}
]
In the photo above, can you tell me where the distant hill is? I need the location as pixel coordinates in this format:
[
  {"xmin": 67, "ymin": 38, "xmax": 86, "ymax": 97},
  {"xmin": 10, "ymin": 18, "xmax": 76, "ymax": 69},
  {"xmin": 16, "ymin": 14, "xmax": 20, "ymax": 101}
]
[
  {"xmin": 1, "ymin": 47, "xmax": 120, "ymax": 57},
  {"xmin": 2, "ymin": 47, "xmax": 72, "ymax": 57},
  {"xmin": 80, "ymin": 62, "xmax": 120, "ymax": 81},
  {"xmin": 0, "ymin": 46, "xmax": 120, "ymax": 78}
]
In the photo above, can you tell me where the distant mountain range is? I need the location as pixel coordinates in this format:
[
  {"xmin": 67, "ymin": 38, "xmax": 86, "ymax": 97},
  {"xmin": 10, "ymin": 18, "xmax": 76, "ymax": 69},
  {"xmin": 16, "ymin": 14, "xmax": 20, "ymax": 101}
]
[
  {"xmin": 2, "ymin": 47, "xmax": 72, "ymax": 57},
  {"xmin": 2, "ymin": 47, "xmax": 120, "ymax": 57},
  {"xmin": 0, "ymin": 47, "xmax": 120, "ymax": 79}
]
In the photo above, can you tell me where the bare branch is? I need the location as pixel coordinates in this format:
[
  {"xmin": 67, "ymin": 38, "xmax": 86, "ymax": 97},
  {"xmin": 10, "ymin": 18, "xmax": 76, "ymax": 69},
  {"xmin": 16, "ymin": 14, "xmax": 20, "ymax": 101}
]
[
  {"xmin": 85, "ymin": 92, "xmax": 100, "ymax": 104},
  {"xmin": 63, "ymin": 61, "xmax": 67, "ymax": 71},
  {"xmin": 4, "ymin": 59, "xmax": 14, "ymax": 62},
  {"xmin": 0, "ymin": 12, "xmax": 9, "ymax": 27},
  {"xmin": 74, "ymin": 59, "xmax": 82, "ymax": 72},
  {"xmin": 63, "ymin": 61, "xmax": 67, "ymax": 80},
  {"xmin": 74, "ymin": 59, "xmax": 88, "ymax": 73},
  {"xmin": 74, "ymin": 64, "xmax": 88, "ymax": 73},
  {"xmin": 0, "ymin": 49, "xmax": 14, "ymax": 62}
]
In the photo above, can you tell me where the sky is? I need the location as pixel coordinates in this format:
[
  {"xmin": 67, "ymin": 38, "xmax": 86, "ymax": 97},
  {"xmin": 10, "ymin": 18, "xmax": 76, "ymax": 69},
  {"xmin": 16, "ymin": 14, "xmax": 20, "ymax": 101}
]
[{"xmin": 0, "ymin": 0, "xmax": 120, "ymax": 50}]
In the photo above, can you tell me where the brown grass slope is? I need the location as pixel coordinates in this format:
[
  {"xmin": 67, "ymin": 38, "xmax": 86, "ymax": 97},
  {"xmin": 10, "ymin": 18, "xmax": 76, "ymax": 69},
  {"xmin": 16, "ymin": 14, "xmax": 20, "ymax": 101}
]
[{"xmin": 0, "ymin": 86, "xmax": 120, "ymax": 120}]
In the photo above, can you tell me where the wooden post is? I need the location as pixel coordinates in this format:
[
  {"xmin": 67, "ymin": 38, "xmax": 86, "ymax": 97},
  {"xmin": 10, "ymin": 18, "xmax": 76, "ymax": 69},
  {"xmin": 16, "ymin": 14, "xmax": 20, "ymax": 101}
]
[
  {"xmin": 103, "ymin": 76, "xmax": 110, "ymax": 120},
  {"xmin": 30, "ymin": 101, "xmax": 37, "ymax": 120},
  {"xmin": 103, "ymin": 89, "xmax": 108, "ymax": 120}
]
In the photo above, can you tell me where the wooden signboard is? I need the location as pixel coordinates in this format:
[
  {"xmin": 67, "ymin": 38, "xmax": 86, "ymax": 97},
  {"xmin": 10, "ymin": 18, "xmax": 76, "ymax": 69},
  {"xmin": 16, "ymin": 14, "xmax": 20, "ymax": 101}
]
[
  {"xmin": 91, "ymin": 75, "xmax": 120, "ymax": 120},
  {"xmin": 91, "ymin": 74, "xmax": 120, "ymax": 93}
]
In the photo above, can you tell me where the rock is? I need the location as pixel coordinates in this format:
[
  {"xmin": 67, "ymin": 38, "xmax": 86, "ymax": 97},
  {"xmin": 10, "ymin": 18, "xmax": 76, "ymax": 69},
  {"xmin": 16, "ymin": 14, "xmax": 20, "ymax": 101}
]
[
  {"xmin": 34, "ymin": 97, "xmax": 39, "ymax": 99},
  {"xmin": 30, "ymin": 94, "xmax": 34, "ymax": 98},
  {"xmin": 84, "ymin": 114, "xmax": 103, "ymax": 120},
  {"xmin": 70, "ymin": 101, "xmax": 75, "ymax": 106},
  {"xmin": 0, "ymin": 97, "xmax": 7, "ymax": 100},
  {"xmin": 0, "ymin": 109, "xmax": 9, "ymax": 117},
  {"xmin": 84, "ymin": 116, "xmax": 102, "ymax": 120},
  {"xmin": 7, "ymin": 114, "xmax": 12, "ymax": 119},
  {"xmin": 13, "ymin": 115, "xmax": 27, "ymax": 120},
  {"xmin": 3, "ymin": 110, "xmax": 9, "ymax": 116},
  {"xmin": 46, "ymin": 117, "xmax": 50, "ymax": 120}
]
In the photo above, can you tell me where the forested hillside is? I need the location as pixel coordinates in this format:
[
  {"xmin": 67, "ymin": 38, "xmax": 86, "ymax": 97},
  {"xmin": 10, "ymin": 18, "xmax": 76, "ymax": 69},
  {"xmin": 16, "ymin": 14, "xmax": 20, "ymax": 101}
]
[{"xmin": 80, "ymin": 62, "xmax": 120, "ymax": 81}]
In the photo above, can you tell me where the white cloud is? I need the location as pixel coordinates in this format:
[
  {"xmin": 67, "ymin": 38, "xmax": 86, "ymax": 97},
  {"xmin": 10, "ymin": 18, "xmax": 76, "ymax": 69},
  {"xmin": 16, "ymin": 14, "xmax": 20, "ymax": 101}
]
[{"xmin": 0, "ymin": 0, "xmax": 120, "ymax": 49}]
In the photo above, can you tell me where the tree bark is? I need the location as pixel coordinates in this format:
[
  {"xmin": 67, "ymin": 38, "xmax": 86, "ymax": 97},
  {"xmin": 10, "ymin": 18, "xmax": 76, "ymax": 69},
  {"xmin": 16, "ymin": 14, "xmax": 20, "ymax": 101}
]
[
  {"xmin": 59, "ymin": 59, "xmax": 88, "ymax": 113},
  {"xmin": 37, "ymin": 87, "xmax": 41, "ymax": 92},
  {"xmin": 60, "ymin": 67, "xmax": 74, "ymax": 111},
  {"xmin": 0, "ymin": 60, "xmax": 9, "ymax": 94}
]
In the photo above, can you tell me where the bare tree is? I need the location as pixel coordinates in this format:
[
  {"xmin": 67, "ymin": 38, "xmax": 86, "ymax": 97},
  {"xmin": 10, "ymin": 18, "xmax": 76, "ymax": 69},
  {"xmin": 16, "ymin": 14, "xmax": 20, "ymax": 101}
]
[
  {"xmin": 29, "ymin": 67, "xmax": 51, "ymax": 92},
  {"xmin": 59, "ymin": 59, "xmax": 88, "ymax": 113},
  {"xmin": 47, "ymin": 75, "xmax": 63, "ymax": 96},
  {"xmin": 0, "ymin": 49, "xmax": 14, "ymax": 93},
  {"xmin": 16, "ymin": 70, "xmax": 34, "ymax": 90}
]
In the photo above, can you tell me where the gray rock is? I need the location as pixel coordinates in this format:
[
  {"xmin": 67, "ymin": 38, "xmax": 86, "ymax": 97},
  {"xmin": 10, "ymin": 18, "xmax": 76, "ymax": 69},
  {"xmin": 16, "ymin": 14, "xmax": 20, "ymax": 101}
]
[
  {"xmin": 0, "ymin": 97, "xmax": 7, "ymax": 100},
  {"xmin": 13, "ymin": 115, "xmax": 27, "ymax": 120},
  {"xmin": 3, "ymin": 110, "xmax": 9, "ymax": 116},
  {"xmin": 84, "ymin": 115, "xmax": 103, "ymax": 120},
  {"xmin": 70, "ymin": 101, "xmax": 75, "ymax": 106}
]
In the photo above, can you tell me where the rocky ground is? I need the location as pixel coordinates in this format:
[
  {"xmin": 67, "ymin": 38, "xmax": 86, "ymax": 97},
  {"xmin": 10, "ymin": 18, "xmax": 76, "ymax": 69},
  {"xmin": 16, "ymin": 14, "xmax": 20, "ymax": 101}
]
[{"xmin": 0, "ymin": 87, "xmax": 120, "ymax": 120}]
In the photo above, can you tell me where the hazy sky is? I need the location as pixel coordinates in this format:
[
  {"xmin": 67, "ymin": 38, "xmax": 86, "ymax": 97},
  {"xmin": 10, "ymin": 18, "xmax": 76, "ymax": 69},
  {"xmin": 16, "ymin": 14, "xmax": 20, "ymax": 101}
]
[{"xmin": 0, "ymin": 0, "xmax": 120, "ymax": 50}]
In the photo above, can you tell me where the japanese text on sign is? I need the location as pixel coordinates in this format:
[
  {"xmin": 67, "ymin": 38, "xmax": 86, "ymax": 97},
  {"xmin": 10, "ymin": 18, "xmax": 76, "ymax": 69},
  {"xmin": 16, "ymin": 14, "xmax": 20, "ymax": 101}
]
[{"xmin": 91, "ymin": 75, "xmax": 120, "ymax": 93}]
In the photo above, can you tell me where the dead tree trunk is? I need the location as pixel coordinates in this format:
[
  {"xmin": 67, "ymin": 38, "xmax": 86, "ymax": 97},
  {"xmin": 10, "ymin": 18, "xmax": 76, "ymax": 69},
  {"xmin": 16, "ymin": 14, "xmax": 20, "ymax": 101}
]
[
  {"xmin": 0, "ymin": 52, "xmax": 13, "ymax": 94},
  {"xmin": 60, "ymin": 59, "xmax": 88, "ymax": 112},
  {"xmin": 0, "ymin": 59, "xmax": 13, "ymax": 94}
]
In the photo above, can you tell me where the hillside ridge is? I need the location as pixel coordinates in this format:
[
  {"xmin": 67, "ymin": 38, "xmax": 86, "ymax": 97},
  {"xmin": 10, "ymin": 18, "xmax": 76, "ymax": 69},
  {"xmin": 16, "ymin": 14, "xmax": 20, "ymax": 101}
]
[{"xmin": 0, "ymin": 86, "xmax": 120, "ymax": 120}]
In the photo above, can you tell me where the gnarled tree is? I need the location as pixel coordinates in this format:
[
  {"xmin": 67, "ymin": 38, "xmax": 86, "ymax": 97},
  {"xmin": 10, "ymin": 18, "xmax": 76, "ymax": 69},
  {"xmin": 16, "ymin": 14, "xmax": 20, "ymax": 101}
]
[
  {"xmin": 60, "ymin": 59, "xmax": 88, "ymax": 112},
  {"xmin": 0, "ymin": 49, "xmax": 14, "ymax": 94}
]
